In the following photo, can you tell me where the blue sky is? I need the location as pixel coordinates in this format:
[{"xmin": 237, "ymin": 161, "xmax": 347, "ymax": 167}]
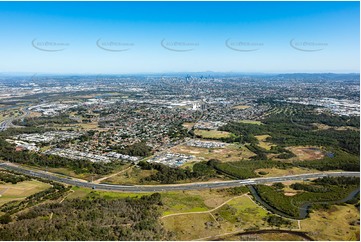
[{"xmin": 0, "ymin": 1, "xmax": 359, "ymax": 74}]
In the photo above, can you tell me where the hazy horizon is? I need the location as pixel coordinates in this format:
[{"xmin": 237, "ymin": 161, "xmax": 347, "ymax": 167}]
[{"xmin": 0, "ymin": 72, "xmax": 359, "ymax": 77}]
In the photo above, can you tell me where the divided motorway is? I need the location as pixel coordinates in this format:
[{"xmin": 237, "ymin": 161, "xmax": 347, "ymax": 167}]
[
  {"xmin": 0, "ymin": 108, "xmax": 30, "ymax": 131},
  {"xmin": 0, "ymin": 162, "xmax": 359, "ymax": 192}
]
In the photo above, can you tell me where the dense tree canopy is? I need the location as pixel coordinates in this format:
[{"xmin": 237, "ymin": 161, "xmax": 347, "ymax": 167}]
[{"xmin": 0, "ymin": 193, "xmax": 172, "ymax": 241}]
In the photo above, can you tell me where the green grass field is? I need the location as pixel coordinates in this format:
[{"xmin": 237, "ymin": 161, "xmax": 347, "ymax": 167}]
[
  {"xmin": 194, "ymin": 129, "xmax": 232, "ymax": 139},
  {"xmin": 232, "ymin": 105, "xmax": 251, "ymax": 110},
  {"xmin": 255, "ymin": 134, "xmax": 275, "ymax": 150},
  {"xmin": 239, "ymin": 120, "xmax": 263, "ymax": 125},
  {"xmin": 301, "ymin": 204, "xmax": 360, "ymax": 241},
  {"xmin": 28, "ymin": 166, "xmax": 98, "ymax": 181},
  {"xmin": 182, "ymin": 122, "xmax": 195, "ymax": 130},
  {"xmin": 66, "ymin": 186, "xmax": 152, "ymax": 200},
  {"xmin": 162, "ymin": 195, "xmax": 298, "ymax": 240},
  {"xmin": 102, "ymin": 166, "xmax": 158, "ymax": 185},
  {"xmin": 255, "ymin": 167, "xmax": 320, "ymax": 178},
  {"xmin": 0, "ymin": 180, "xmax": 51, "ymax": 206},
  {"xmin": 161, "ymin": 192, "xmax": 210, "ymax": 216},
  {"xmin": 67, "ymin": 186, "xmax": 236, "ymax": 217},
  {"xmin": 63, "ymin": 185, "xmax": 359, "ymax": 241},
  {"xmin": 215, "ymin": 195, "xmax": 268, "ymax": 223}
]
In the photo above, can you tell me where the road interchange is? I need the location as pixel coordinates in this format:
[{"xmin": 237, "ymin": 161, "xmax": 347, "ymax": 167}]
[{"xmin": 0, "ymin": 107, "xmax": 30, "ymax": 131}]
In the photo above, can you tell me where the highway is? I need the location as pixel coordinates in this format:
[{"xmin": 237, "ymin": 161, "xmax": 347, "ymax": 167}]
[
  {"xmin": 0, "ymin": 116, "xmax": 16, "ymax": 131},
  {"xmin": 0, "ymin": 120, "xmax": 10, "ymax": 131},
  {"xmin": 0, "ymin": 162, "xmax": 359, "ymax": 192},
  {"xmin": 0, "ymin": 107, "xmax": 30, "ymax": 131}
]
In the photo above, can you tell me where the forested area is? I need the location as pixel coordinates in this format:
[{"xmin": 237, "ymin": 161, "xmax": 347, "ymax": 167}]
[
  {"xmin": 252, "ymin": 176, "xmax": 360, "ymax": 218},
  {"xmin": 139, "ymin": 157, "xmax": 291, "ymax": 183},
  {"xmin": 234, "ymin": 138, "xmax": 358, "ymax": 174},
  {"xmin": 220, "ymin": 101, "xmax": 360, "ymax": 156},
  {"xmin": 140, "ymin": 149, "xmax": 359, "ymax": 183},
  {"xmin": 13, "ymin": 114, "xmax": 77, "ymax": 127},
  {"xmin": 264, "ymin": 215, "xmax": 292, "ymax": 227},
  {"xmin": 138, "ymin": 160, "xmax": 216, "ymax": 183},
  {"xmin": 257, "ymin": 99, "xmax": 360, "ymax": 127},
  {"xmin": 0, "ymin": 170, "xmax": 30, "ymax": 184},
  {"xmin": 217, "ymin": 186, "xmax": 249, "ymax": 196},
  {"xmin": 294, "ymin": 150, "xmax": 359, "ymax": 171},
  {"xmin": 264, "ymin": 103, "xmax": 359, "ymax": 155},
  {"xmin": 0, "ymin": 193, "xmax": 172, "ymax": 241},
  {"xmin": 207, "ymin": 159, "xmax": 290, "ymax": 179},
  {"xmin": 111, "ymin": 141, "xmax": 153, "ymax": 157},
  {"xmin": 168, "ymin": 122, "xmax": 189, "ymax": 139},
  {"xmin": 216, "ymin": 101, "xmax": 360, "ymax": 177}
]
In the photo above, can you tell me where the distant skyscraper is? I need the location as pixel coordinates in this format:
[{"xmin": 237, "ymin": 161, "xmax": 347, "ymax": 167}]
[{"xmin": 192, "ymin": 103, "xmax": 200, "ymax": 110}]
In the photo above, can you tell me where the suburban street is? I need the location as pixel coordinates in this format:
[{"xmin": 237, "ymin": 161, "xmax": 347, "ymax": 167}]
[{"xmin": 0, "ymin": 162, "xmax": 359, "ymax": 192}]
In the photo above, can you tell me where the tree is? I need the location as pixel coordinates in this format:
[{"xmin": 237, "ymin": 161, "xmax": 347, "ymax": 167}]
[{"xmin": 0, "ymin": 214, "xmax": 12, "ymax": 224}]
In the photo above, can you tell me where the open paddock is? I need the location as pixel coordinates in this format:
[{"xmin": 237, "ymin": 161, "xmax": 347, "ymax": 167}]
[
  {"xmin": 232, "ymin": 105, "xmax": 251, "ymax": 110},
  {"xmin": 194, "ymin": 129, "xmax": 232, "ymax": 139},
  {"xmin": 0, "ymin": 180, "xmax": 51, "ymax": 206}
]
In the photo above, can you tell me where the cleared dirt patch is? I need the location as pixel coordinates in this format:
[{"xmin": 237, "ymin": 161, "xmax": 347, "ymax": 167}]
[
  {"xmin": 170, "ymin": 144, "xmax": 256, "ymax": 162},
  {"xmin": 284, "ymin": 192, "xmax": 298, "ymax": 197},
  {"xmin": 232, "ymin": 105, "xmax": 251, "ymax": 110},
  {"xmin": 163, "ymin": 213, "xmax": 220, "ymax": 240},
  {"xmin": 312, "ymin": 123, "xmax": 359, "ymax": 131},
  {"xmin": 182, "ymin": 122, "xmax": 195, "ymax": 130},
  {"xmin": 102, "ymin": 166, "xmax": 157, "ymax": 185},
  {"xmin": 287, "ymin": 146, "xmax": 325, "ymax": 161},
  {"xmin": 204, "ymin": 197, "xmax": 226, "ymax": 208},
  {"xmin": 255, "ymin": 167, "xmax": 320, "ymax": 177},
  {"xmin": 27, "ymin": 111, "xmax": 42, "ymax": 118}
]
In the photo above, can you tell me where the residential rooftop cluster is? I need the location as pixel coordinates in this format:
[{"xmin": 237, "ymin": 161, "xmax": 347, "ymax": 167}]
[
  {"xmin": 44, "ymin": 148, "xmax": 112, "ymax": 163},
  {"xmin": 186, "ymin": 139, "xmax": 228, "ymax": 148},
  {"xmin": 199, "ymin": 102, "xmax": 268, "ymax": 123},
  {"xmin": 6, "ymin": 139, "xmax": 39, "ymax": 152},
  {"xmin": 13, "ymin": 131, "xmax": 83, "ymax": 143},
  {"xmin": 0, "ymin": 74, "xmax": 359, "ymax": 167},
  {"xmin": 194, "ymin": 121, "xmax": 226, "ymax": 130},
  {"xmin": 286, "ymin": 97, "xmax": 360, "ymax": 116},
  {"xmin": 106, "ymin": 151, "xmax": 139, "ymax": 162},
  {"xmin": 94, "ymin": 102, "xmax": 196, "ymax": 149},
  {"xmin": 29, "ymin": 102, "xmax": 76, "ymax": 116},
  {"xmin": 147, "ymin": 153, "xmax": 195, "ymax": 167}
]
